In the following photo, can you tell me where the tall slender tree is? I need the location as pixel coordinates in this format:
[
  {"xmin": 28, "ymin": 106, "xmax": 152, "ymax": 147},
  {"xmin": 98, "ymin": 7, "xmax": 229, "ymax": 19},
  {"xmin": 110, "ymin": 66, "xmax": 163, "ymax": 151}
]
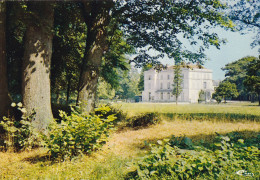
[
  {"xmin": 77, "ymin": 1, "xmax": 114, "ymax": 113},
  {"xmin": 0, "ymin": 1, "xmax": 11, "ymax": 117},
  {"xmin": 22, "ymin": 2, "xmax": 54, "ymax": 131},
  {"xmin": 172, "ymin": 64, "xmax": 183, "ymax": 105}
]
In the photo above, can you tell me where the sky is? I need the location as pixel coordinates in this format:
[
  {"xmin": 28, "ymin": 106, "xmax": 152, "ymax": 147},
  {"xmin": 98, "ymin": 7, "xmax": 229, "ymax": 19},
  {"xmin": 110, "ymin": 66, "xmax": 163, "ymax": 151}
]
[
  {"xmin": 159, "ymin": 28, "xmax": 259, "ymax": 80},
  {"xmin": 203, "ymin": 29, "xmax": 259, "ymax": 80}
]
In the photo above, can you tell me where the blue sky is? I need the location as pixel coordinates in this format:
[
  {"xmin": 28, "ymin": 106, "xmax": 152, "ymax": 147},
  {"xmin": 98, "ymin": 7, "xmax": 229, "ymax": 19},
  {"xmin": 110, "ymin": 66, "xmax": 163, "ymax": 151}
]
[
  {"xmin": 203, "ymin": 29, "xmax": 259, "ymax": 80},
  {"xmin": 131, "ymin": 28, "xmax": 259, "ymax": 80},
  {"xmin": 156, "ymin": 29, "xmax": 259, "ymax": 80}
]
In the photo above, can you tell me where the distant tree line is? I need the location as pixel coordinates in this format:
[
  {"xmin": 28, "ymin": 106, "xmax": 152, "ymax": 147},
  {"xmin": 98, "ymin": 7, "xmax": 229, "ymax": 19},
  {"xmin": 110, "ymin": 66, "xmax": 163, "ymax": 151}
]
[{"xmin": 213, "ymin": 56, "xmax": 260, "ymax": 105}]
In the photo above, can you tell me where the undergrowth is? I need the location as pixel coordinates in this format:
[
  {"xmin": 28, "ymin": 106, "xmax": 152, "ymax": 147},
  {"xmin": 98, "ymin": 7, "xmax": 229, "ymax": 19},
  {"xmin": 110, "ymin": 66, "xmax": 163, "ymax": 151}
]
[{"xmin": 126, "ymin": 133, "xmax": 260, "ymax": 179}]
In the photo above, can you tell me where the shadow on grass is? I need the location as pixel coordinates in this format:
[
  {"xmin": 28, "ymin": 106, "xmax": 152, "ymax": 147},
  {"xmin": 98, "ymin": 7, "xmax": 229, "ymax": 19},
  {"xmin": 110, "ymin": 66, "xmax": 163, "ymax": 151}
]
[
  {"xmin": 160, "ymin": 112, "xmax": 260, "ymax": 122},
  {"xmin": 23, "ymin": 154, "xmax": 52, "ymax": 164}
]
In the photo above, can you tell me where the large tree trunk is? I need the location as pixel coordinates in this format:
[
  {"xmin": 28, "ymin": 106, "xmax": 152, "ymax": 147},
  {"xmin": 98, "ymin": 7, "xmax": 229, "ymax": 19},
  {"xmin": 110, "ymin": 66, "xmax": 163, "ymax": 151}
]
[
  {"xmin": 22, "ymin": 2, "xmax": 54, "ymax": 131},
  {"xmin": 0, "ymin": 2, "xmax": 11, "ymax": 117},
  {"xmin": 77, "ymin": 1, "xmax": 112, "ymax": 113}
]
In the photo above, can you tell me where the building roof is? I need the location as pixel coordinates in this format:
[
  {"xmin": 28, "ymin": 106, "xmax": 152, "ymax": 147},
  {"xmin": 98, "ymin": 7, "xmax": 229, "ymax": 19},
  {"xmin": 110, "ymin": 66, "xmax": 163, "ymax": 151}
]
[{"xmin": 146, "ymin": 63, "xmax": 205, "ymax": 72}]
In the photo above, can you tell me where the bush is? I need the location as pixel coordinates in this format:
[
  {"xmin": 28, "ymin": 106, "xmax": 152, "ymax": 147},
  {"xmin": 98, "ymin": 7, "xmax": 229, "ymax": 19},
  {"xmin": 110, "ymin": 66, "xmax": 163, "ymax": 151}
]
[
  {"xmin": 95, "ymin": 104, "xmax": 127, "ymax": 125},
  {"xmin": 0, "ymin": 102, "xmax": 41, "ymax": 152},
  {"xmin": 43, "ymin": 105, "xmax": 116, "ymax": 160},
  {"xmin": 126, "ymin": 134, "xmax": 259, "ymax": 179},
  {"xmin": 126, "ymin": 113, "xmax": 161, "ymax": 129}
]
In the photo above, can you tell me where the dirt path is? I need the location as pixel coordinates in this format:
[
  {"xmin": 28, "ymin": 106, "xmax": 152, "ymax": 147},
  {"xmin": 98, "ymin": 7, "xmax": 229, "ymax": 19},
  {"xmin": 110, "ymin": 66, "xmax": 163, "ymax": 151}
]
[{"xmin": 102, "ymin": 120, "xmax": 260, "ymax": 158}]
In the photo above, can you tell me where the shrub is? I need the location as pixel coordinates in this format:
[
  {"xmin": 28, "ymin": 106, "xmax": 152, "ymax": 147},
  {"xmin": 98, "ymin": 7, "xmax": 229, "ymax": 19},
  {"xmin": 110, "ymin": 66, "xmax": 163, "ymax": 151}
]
[
  {"xmin": 126, "ymin": 134, "xmax": 259, "ymax": 179},
  {"xmin": 43, "ymin": 105, "xmax": 116, "ymax": 160},
  {"xmin": 0, "ymin": 102, "xmax": 41, "ymax": 152},
  {"xmin": 126, "ymin": 112, "xmax": 161, "ymax": 129},
  {"xmin": 95, "ymin": 104, "xmax": 127, "ymax": 125},
  {"xmin": 169, "ymin": 135, "xmax": 194, "ymax": 149}
]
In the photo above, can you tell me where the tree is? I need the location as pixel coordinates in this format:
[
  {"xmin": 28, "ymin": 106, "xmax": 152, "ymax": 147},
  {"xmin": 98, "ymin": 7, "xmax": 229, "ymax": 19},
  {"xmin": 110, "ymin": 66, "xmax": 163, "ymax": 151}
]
[
  {"xmin": 51, "ymin": 2, "xmax": 86, "ymax": 105},
  {"xmin": 22, "ymin": 2, "xmax": 54, "ymax": 131},
  {"xmin": 244, "ymin": 58, "xmax": 260, "ymax": 105},
  {"xmin": 0, "ymin": 1, "xmax": 11, "ymax": 117},
  {"xmin": 77, "ymin": 0, "xmax": 235, "ymax": 113},
  {"xmin": 213, "ymin": 81, "xmax": 239, "ymax": 103},
  {"xmin": 172, "ymin": 64, "xmax": 183, "ymax": 105},
  {"xmin": 115, "ymin": 66, "xmax": 140, "ymax": 100},
  {"xmin": 97, "ymin": 78, "xmax": 115, "ymax": 100},
  {"xmin": 77, "ymin": 1, "xmax": 114, "ymax": 113},
  {"xmin": 227, "ymin": 0, "xmax": 259, "ymax": 51},
  {"xmin": 221, "ymin": 56, "xmax": 257, "ymax": 101}
]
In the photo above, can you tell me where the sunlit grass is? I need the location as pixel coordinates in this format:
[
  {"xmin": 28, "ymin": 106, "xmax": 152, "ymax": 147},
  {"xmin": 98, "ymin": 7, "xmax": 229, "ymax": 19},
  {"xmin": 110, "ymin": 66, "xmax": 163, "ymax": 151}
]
[
  {"xmin": 113, "ymin": 102, "xmax": 260, "ymax": 117},
  {"xmin": 0, "ymin": 102, "xmax": 259, "ymax": 179}
]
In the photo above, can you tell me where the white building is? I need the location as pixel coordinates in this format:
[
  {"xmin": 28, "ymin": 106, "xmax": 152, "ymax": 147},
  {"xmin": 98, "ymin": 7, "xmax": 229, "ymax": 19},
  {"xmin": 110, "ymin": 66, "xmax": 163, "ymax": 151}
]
[{"xmin": 142, "ymin": 65, "xmax": 214, "ymax": 103}]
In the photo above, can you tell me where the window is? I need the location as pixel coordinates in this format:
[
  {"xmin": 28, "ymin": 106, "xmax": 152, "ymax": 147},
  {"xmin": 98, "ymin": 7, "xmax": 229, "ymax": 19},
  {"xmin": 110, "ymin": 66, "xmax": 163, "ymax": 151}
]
[
  {"xmin": 149, "ymin": 92, "xmax": 151, "ymax": 101},
  {"xmin": 160, "ymin": 83, "xmax": 163, "ymax": 89},
  {"xmin": 203, "ymin": 82, "xmax": 207, "ymax": 89},
  {"xmin": 148, "ymin": 75, "xmax": 151, "ymax": 80},
  {"xmin": 167, "ymin": 82, "xmax": 170, "ymax": 89},
  {"xmin": 167, "ymin": 92, "xmax": 170, "ymax": 99},
  {"xmin": 161, "ymin": 92, "xmax": 163, "ymax": 100},
  {"xmin": 167, "ymin": 74, "xmax": 170, "ymax": 80}
]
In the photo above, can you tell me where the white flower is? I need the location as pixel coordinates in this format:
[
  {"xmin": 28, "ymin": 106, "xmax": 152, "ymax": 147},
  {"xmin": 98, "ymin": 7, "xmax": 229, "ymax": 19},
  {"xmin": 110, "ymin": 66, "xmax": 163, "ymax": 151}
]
[
  {"xmin": 20, "ymin": 108, "xmax": 27, "ymax": 113},
  {"xmin": 11, "ymin": 103, "xmax": 16, "ymax": 107},
  {"xmin": 17, "ymin": 102, "xmax": 23, "ymax": 107}
]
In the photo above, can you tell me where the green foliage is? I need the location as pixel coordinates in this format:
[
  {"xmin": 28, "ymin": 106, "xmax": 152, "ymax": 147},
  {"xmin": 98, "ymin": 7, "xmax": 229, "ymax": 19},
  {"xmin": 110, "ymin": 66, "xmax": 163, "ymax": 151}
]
[
  {"xmin": 244, "ymin": 58, "xmax": 260, "ymax": 105},
  {"xmin": 97, "ymin": 79, "xmax": 116, "ymax": 100},
  {"xmin": 221, "ymin": 56, "xmax": 257, "ymax": 100},
  {"xmin": 120, "ymin": 0, "xmax": 235, "ymax": 65},
  {"xmin": 43, "ymin": 105, "xmax": 116, "ymax": 160},
  {"xmin": 127, "ymin": 134, "xmax": 259, "ymax": 179},
  {"xmin": 51, "ymin": 2, "xmax": 86, "ymax": 104},
  {"xmin": 169, "ymin": 136, "xmax": 194, "ymax": 150},
  {"xmin": 115, "ymin": 67, "xmax": 141, "ymax": 99},
  {"xmin": 213, "ymin": 81, "xmax": 239, "ymax": 103},
  {"xmin": 95, "ymin": 104, "xmax": 127, "ymax": 126},
  {"xmin": 172, "ymin": 64, "xmax": 183, "ymax": 104},
  {"xmin": 198, "ymin": 90, "xmax": 206, "ymax": 103},
  {"xmin": 0, "ymin": 103, "xmax": 41, "ymax": 152},
  {"xmin": 126, "ymin": 113, "xmax": 161, "ymax": 129},
  {"xmin": 161, "ymin": 112, "xmax": 260, "ymax": 122}
]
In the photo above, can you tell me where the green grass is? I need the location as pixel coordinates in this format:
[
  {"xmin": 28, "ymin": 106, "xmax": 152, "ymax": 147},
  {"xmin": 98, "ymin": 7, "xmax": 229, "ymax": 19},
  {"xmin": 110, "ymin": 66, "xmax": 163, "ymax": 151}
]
[
  {"xmin": 113, "ymin": 102, "xmax": 260, "ymax": 122},
  {"xmin": 0, "ymin": 102, "xmax": 259, "ymax": 179},
  {"xmin": 113, "ymin": 102, "xmax": 260, "ymax": 116}
]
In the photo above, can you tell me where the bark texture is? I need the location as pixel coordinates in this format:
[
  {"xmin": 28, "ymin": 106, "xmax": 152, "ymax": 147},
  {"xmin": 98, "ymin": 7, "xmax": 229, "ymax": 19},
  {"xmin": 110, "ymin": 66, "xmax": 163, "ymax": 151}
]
[
  {"xmin": 22, "ymin": 2, "xmax": 54, "ymax": 131},
  {"xmin": 77, "ymin": 1, "xmax": 113, "ymax": 113},
  {"xmin": 0, "ymin": 2, "xmax": 11, "ymax": 117}
]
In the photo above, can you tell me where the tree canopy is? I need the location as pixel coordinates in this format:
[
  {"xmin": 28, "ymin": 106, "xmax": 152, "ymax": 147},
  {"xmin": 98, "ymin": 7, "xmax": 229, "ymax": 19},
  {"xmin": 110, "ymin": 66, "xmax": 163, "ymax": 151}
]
[
  {"xmin": 213, "ymin": 81, "xmax": 239, "ymax": 103},
  {"xmin": 244, "ymin": 58, "xmax": 260, "ymax": 105},
  {"xmin": 221, "ymin": 56, "xmax": 257, "ymax": 100}
]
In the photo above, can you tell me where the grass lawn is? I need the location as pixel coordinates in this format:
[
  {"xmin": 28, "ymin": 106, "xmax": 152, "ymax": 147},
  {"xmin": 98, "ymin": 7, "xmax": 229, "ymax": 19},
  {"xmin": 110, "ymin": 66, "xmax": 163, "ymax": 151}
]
[{"xmin": 0, "ymin": 102, "xmax": 259, "ymax": 179}]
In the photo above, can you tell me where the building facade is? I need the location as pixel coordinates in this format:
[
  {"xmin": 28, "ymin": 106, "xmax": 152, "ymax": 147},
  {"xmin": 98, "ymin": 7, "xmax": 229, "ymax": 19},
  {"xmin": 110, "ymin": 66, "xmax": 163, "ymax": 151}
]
[{"xmin": 142, "ymin": 65, "xmax": 214, "ymax": 103}]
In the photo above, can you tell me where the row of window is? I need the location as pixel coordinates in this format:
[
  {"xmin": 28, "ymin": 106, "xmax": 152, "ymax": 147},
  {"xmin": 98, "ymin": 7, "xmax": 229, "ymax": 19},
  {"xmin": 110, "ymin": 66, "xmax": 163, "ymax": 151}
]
[
  {"xmin": 148, "ymin": 72, "xmax": 211, "ymax": 81},
  {"xmin": 147, "ymin": 82, "xmax": 173, "ymax": 90},
  {"xmin": 147, "ymin": 81, "xmax": 207, "ymax": 90},
  {"xmin": 148, "ymin": 74, "xmax": 172, "ymax": 80},
  {"xmin": 149, "ymin": 92, "xmax": 172, "ymax": 100}
]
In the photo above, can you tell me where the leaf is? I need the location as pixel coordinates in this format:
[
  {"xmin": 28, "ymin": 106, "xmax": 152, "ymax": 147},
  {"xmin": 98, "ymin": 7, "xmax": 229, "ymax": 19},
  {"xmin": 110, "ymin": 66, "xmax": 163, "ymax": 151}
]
[{"xmin": 157, "ymin": 140, "xmax": 163, "ymax": 145}]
